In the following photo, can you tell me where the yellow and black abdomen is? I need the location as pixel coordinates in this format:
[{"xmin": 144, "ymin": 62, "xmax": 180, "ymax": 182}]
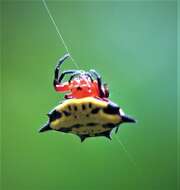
[{"xmin": 39, "ymin": 97, "xmax": 135, "ymax": 142}]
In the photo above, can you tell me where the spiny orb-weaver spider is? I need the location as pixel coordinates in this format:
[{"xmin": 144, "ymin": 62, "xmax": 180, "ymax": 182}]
[{"xmin": 39, "ymin": 54, "xmax": 136, "ymax": 142}]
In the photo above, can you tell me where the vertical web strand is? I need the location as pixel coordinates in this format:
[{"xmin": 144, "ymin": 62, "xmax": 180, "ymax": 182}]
[
  {"xmin": 42, "ymin": 0, "xmax": 79, "ymax": 69},
  {"xmin": 114, "ymin": 135, "xmax": 137, "ymax": 167}
]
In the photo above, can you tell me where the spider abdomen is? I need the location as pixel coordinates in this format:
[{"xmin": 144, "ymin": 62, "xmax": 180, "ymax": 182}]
[{"xmin": 39, "ymin": 97, "xmax": 136, "ymax": 142}]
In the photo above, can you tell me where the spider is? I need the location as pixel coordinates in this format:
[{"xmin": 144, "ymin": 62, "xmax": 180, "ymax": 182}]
[
  {"xmin": 53, "ymin": 53, "xmax": 109, "ymax": 100},
  {"xmin": 39, "ymin": 54, "xmax": 136, "ymax": 142}
]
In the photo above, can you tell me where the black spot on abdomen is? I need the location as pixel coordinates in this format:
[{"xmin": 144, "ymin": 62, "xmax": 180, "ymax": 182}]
[
  {"xmin": 89, "ymin": 103, "xmax": 92, "ymax": 108},
  {"xmin": 74, "ymin": 105, "xmax": 78, "ymax": 111},
  {"xmin": 82, "ymin": 104, "xmax": 86, "ymax": 110},
  {"xmin": 68, "ymin": 105, "xmax": 72, "ymax": 111},
  {"xmin": 91, "ymin": 107, "xmax": 100, "ymax": 114},
  {"xmin": 48, "ymin": 110, "xmax": 62, "ymax": 122},
  {"xmin": 63, "ymin": 110, "xmax": 71, "ymax": 116},
  {"xmin": 103, "ymin": 102, "xmax": 119, "ymax": 115},
  {"xmin": 70, "ymin": 124, "xmax": 82, "ymax": 128},
  {"xmin": 58, "ymin": 127, "xmax": 71, "ymax": 132},
  {"xmin": 103, "ymin": 123, "xmax": 115, "ymax": 128},
  {"xmin": 59, "ymin": 124, "xmax": 82, "ymax": 133},
  {"xmin": 86, "ymin": 123, "xmax": 98, "ymax": 126}
]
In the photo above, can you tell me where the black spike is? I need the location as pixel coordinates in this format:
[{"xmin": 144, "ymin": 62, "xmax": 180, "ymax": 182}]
[
  {"xmin": 103, "ymin": 131, "xmax": 112, "ymax": 140},
  {"xmin": 79, "ymin": 135, "xmax": 86, "ymax": 142},
  {"xmin": 115, "ymin": 126, "xmax": 119, "ymax": 134},
  {"xmin": 39, "ymin": 123, "xmax": 52, "ymax": 132},
  {"xmin": 121, "ymin": 115, "xmax": 136, "ymax": 123}
]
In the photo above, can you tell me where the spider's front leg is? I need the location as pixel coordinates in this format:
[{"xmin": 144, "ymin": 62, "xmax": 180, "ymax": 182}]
[
  {"xmin": 54, "ymin": 53, "xmax": 70, "ymax": 86},
  {"xmin": 53, "ymin": 53, "xmax": 78, "ymax": 93}
]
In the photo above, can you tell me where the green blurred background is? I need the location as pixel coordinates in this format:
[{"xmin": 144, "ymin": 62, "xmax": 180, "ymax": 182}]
[{"xmin": 1, "ymin": 1, "xmax": 178, "ymax": 190}]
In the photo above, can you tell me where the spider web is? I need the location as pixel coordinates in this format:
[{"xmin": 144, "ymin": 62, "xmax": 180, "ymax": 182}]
[
  {"xmin": 42, "ymin": 0, "xmax": 79, "ymax": 69},
  {"xmin": 114, "ymin": 134, "xmax": 137, "ymax": 167}
]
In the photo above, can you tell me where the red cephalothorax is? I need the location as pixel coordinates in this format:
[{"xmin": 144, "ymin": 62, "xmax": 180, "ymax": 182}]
[{"xmin": 53, "ymin": 54, "xmax": 109, "ymax": 99}]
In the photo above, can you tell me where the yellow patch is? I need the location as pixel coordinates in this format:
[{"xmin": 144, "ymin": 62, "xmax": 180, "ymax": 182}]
[{"xmin": 50, "ymin": 97, "xmax": 121, "ymax": 132}]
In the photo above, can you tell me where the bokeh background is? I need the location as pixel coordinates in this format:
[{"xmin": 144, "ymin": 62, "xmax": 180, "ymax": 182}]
[{"xmin": 1, "ymin": 1, "xmax": 178, "ymax": 190}]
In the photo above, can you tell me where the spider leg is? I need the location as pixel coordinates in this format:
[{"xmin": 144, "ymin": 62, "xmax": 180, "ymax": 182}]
[
  {"xmin": 84, "ymin": 72, "xmax": 94, "ymax": 82},
  {"xmin": 58, "ymin": 70, "xmax": 78, "ymax": 83},
  {"xmin": 54, "ymin": 53, "xmax": 70, "ymax": 85},
  {"xmin": 68, "ymin": 71, "xmax": 94, "ymax": 83},
  {"xmin": 55, "ymin": 53, "xmax": 70, "ymax": 78},
  {"xmin": 89, "ymin": 69, "xmax": 105, "ymax": 98},
  {"xmin": 59, "ymin": 53, "xmax": 70, "ymax": 65},
  {"xmin": 68, "ymin": 71, "xmax": 84, "ymax": 83},
  {"xmin": 54, "ymin": 70, "xmax": 78, "ymax": 87},
  {"xmin": 54, "ymin": 54, "xmax": 79, "ymax": 86}
]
